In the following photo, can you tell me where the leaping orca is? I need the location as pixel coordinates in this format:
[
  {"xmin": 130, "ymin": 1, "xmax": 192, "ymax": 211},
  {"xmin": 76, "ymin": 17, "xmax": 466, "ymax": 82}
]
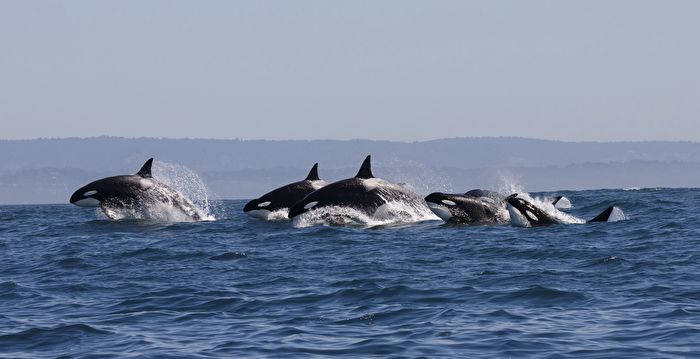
[
  {"xmin": 424, "ymin": 190, "xmax": 508, "ymax": 224},
  {"xmin": 287, "ymin": 155, "xmax": 424, "ymax": 221},
  {"xmin": 506, "ymin": 193, "xmax": 617, "ymax": 227},
  {"xmin": 69, "ymin": 158, "xmax": 204, "ymax": 221},
  {"xmin": 243, "ymin": 163, "xmax": 327, "ymax": 220}
]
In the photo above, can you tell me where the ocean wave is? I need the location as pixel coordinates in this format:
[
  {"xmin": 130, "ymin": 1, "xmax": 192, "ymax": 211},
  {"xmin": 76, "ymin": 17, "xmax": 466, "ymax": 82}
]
[{"xmin": 1, "ymin": 189, "xmax": 698, "ymax": 357}]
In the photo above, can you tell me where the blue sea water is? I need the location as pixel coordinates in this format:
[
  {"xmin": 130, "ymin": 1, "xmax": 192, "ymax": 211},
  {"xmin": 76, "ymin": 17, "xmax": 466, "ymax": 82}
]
[{"xmin": 1, "ymin": 188, "xmax": 699, "ymax": 358}]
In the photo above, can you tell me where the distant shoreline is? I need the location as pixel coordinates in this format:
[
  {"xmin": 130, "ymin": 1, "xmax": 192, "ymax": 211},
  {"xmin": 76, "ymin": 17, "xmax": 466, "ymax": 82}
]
[
  {"xmin": 2, "ymin": 137, "xmax": 700, "ymax": 204},
  {"xmin": 1, "ymin": 135, "xmax": 698, "ymax": 145}
]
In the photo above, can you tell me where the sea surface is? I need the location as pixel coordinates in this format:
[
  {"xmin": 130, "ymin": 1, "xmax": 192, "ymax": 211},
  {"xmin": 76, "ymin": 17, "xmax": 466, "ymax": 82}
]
[{"xmin": 1, "ymin": 188, "xmax": 698, "ymax": 358}]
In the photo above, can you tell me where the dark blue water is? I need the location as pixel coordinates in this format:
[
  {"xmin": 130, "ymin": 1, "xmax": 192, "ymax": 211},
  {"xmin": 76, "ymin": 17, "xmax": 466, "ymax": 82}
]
[{"xmin": 1, "ymin": 188, "xmax": 699, "ymax": 358}]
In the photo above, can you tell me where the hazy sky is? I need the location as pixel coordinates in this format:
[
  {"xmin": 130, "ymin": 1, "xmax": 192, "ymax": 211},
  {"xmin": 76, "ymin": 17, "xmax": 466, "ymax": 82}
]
[{"xmin": 1, "ymin": 1, "xmax": 698, "ymax": 141}]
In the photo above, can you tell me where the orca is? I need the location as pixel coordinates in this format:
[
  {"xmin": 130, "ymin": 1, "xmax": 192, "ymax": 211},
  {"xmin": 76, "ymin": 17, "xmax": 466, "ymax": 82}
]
[
  {"xmin": 424, "ymin": 190, "xmax": 508, "ymax": 224},
  {"xmin": 506, "ymin": 193, "xmax": 616, "ymax": 227},
  {"xmin": 464, "ymin": 189, "xmax": 506, "ymax": 202},
  {"xmin": 243, "ymin": 163, "xmax": 327, "ymax": 220},
  {"xmin": 551, "ymin": 195, "xmax": 573, "ymax": 209},
  {"xmin": 287, "ymin": 155, "xmax": 424, "ymax": 221},
  {"xmin": 69, "ymin": 158, "xmax": 204, "ymax": 221}
]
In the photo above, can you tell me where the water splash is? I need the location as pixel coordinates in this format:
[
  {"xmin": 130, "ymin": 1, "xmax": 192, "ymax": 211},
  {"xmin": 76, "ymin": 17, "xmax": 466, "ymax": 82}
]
[
  {"xmin": 381, "ymin": 162, "xmax": 454, "ymax": 196},
  {"xmin": 495, "ymin": 175, "xmax": 584, "ymax": 224},
  {"xmin": 520, "ymin": 193, "xmax": 585, "ymax": 224},
  {"xmin": 261, "ymin": 209, "xmax": 291, "ymax": 221},
  {"xmin": 551, "ymin": 196, "xmax": 573, "ymax": 209},
  {"xmin": 291, "ymin": 182, "xmax": 439, "ymax": 228},
  {"xmin": 607, "ymin": 207, "xmax": 628, "ymax": 222},
  {"xmin": 152, "ymin": 161, "xmax": 219, "ymax": 217},
  {"xmin": 98, "ymin": 161, "xmax": 218, "ymax": 222},
  {"xmin": 291, "ymin": 199, "xmax": 438, "ymax": 228},
  {"xmin": 493, "ymin": 171, "xmax": 525, "ymax": 196}
]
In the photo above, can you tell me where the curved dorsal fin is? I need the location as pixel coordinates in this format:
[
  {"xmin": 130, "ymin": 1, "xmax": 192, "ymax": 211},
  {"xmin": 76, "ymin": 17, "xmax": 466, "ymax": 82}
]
[
  {"xmin": 355, "ymin": 155, "xmax": 374, "ymax": 179},
  {"xmin": 589, "ymin": 206, "xmax": 615, "ymax": 223},
  {"xmin": 136, "ymin": 158, "xmax": 153, "ymax": 178},
  {"xmin": 305, "ymin": 163, "xmax": 320, "ymax": 181}
]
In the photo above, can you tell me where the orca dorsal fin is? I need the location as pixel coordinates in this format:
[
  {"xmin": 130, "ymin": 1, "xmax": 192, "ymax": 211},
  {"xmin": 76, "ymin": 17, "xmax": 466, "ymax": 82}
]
[
  {"xmin": 588, "ymin": 206, "xmax": 615, "ymax": 223},
  {"xmin": 355, "ymin": 155, "xmax": 374, "ymax": 179},
  {"xmin": 136, "ymin": 158, "xmax": 153, "ymax": 178},
  {"xmin": 305, "ymin": 163, "xmax": 320, "ymax": 181}
]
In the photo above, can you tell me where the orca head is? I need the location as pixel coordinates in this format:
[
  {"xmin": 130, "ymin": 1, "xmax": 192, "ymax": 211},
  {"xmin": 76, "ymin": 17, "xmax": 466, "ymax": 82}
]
[
  {"xmin": 70, "ymin": 181, "xmax": 105, "ymax": 207},
  {"xmin": 506, "ymin": 193, "xmax": 550, "ymax": 227},
  {"xmin": 245, "ymin": 163, "xmax": 325, "ymax": 219},
  {"xmin": 243, "ymin": 197, "xmax": 275, "ymax": 218},
  {"xmin": 424, "ymin": 192, "xmax": 459, "ymax": 222},
  {"xmin": 287, "ymin": 197, "xmax": 322, "ymax": 219},
  {"xmin": 426, "ymin": 192, "xmax": 503, "ymax": 224},
  {"xmin": 69, "ymin": 158, "xmax": 154, "ymax": 208}
]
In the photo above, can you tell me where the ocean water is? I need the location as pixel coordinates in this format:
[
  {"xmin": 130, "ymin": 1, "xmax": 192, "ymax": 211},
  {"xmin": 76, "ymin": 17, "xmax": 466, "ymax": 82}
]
[{"xmin": 1, "ymin": 188, "xmax": 699, "ymax": 358}]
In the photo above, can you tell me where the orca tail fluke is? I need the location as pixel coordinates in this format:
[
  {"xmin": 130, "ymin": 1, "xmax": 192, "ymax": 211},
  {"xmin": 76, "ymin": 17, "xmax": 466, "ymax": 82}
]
[
  {"xmin": 305, "ymin": 163, "xmax": 320, "ymax": 181},
  {"xmin": 137, "ymin": 158, "xmax": 154, "ymax": 178},
  {"xmin": 355, "ymin": 155, "xmax": 374, "ymax": 179},
  {"xmin": 551, "ymin": 196, "xmax": 563, "ymax": 205},
  {"xmin": 588, "ymin": 206, "xmax": 615, "ymax": 223}
]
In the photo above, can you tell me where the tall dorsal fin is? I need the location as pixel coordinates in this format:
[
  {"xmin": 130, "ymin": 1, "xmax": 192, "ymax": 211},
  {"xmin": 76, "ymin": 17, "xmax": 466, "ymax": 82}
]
[
  {"xmin": 305, "ymin": 163, "xmax": 320, "ymax": 181},
  {"xmin": 355, "ymin": 155, "xmax": 374, "ymax": 179},
  {"xmin": 136, "ymin": 158, "xmax": 153, "ymax": 178},
  {"xmin": 589, "ymin": 206, "xmax": 615, "ymax": 223}
]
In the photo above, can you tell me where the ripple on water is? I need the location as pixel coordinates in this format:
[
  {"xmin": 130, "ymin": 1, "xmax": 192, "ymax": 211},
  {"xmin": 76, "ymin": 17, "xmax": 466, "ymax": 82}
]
[
  {"xmin": 209, "ymin": 252, "xmax": 248, "ymax": 261},
  {"xmin": 487, "ymin": 285, "xmax": 588, "ymax": 306},
  {"xmin": 0, "ymin": 191, "xmax": 699, "ymax": 358},
  {"xmin": 0, "ymin": 324, "xmax": 112, "ymax": 352}
]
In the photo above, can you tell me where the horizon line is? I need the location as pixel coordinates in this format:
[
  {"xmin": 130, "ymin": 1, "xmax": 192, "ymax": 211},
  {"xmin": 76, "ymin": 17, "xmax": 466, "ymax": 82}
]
[{"xmin": 1, "ymin": 135, "xmax": 699, "ymax": 145}]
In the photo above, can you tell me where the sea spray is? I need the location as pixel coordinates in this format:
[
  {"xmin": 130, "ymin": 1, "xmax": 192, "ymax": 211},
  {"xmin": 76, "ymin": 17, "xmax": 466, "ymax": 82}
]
[
  {"xmin": 494, "ymin": 175, "xmax": 584, "ymax": 224},
  {"xmin": 292, "ymin": 184, "xmax": 438, "ymax": 228},
  {"xmin": 291, "ymin": 199, "xmax": 438, "ymax": 228},
  {"xmin": 380, "ymin": 162, "xmax": 454, "ymax": 196},
  {"xmin": 97, "ymin": 161, "xmax": 218, "ymax": 222},
  {"xmin": 152, "ymin": 161, "xmax": 218, "ymax": 217}
]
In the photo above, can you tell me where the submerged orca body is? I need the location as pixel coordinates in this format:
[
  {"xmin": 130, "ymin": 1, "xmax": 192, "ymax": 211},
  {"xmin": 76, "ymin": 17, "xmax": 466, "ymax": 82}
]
[
  {"xmin": 506, "ymin": 193, "xmax": 615, "ymax": 227},
  {"xmin": 464, "ymin": 189, "xmax": 506, "ymax": 202},
  {"xmin": 243, "ymin": 163, "xmax": 327, "ymax": 220},
  {"xmin": 69, "ymin": 158, "xmax": 203, "ymax": 220},
  {"xmin": 424, "ymin": 190, "xmax": 508, "ymax": 224},
  {"xmin": 287, "ymin": 155, "xmax": 423, "ymax": 220}
]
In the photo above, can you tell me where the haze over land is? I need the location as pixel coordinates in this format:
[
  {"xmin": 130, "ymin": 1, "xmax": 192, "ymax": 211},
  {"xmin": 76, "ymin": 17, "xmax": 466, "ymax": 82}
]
[{"xmin": 1, "ymin": 137, "xmax": 699, "ymax": 204}]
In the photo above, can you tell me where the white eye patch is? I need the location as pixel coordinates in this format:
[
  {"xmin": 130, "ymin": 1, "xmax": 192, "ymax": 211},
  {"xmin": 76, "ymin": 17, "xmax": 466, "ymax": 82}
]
[
  {"xmin": 526, "ymin": 210, "xmax": 538, "ymax": 221},
  {"xmin": 441, "ymin": 199, "xmax": 456, "ymax": 206},
  {"xmin": 84, "ymin": 190, "xmax": 98, "ymax": 196},
  {"xmin": 258, "ymin": 201, "xmax": 271, "ymax": 208},
  {"xmin": 304, "ymin": 201, "xmax": 318, "ymax": 210}
]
